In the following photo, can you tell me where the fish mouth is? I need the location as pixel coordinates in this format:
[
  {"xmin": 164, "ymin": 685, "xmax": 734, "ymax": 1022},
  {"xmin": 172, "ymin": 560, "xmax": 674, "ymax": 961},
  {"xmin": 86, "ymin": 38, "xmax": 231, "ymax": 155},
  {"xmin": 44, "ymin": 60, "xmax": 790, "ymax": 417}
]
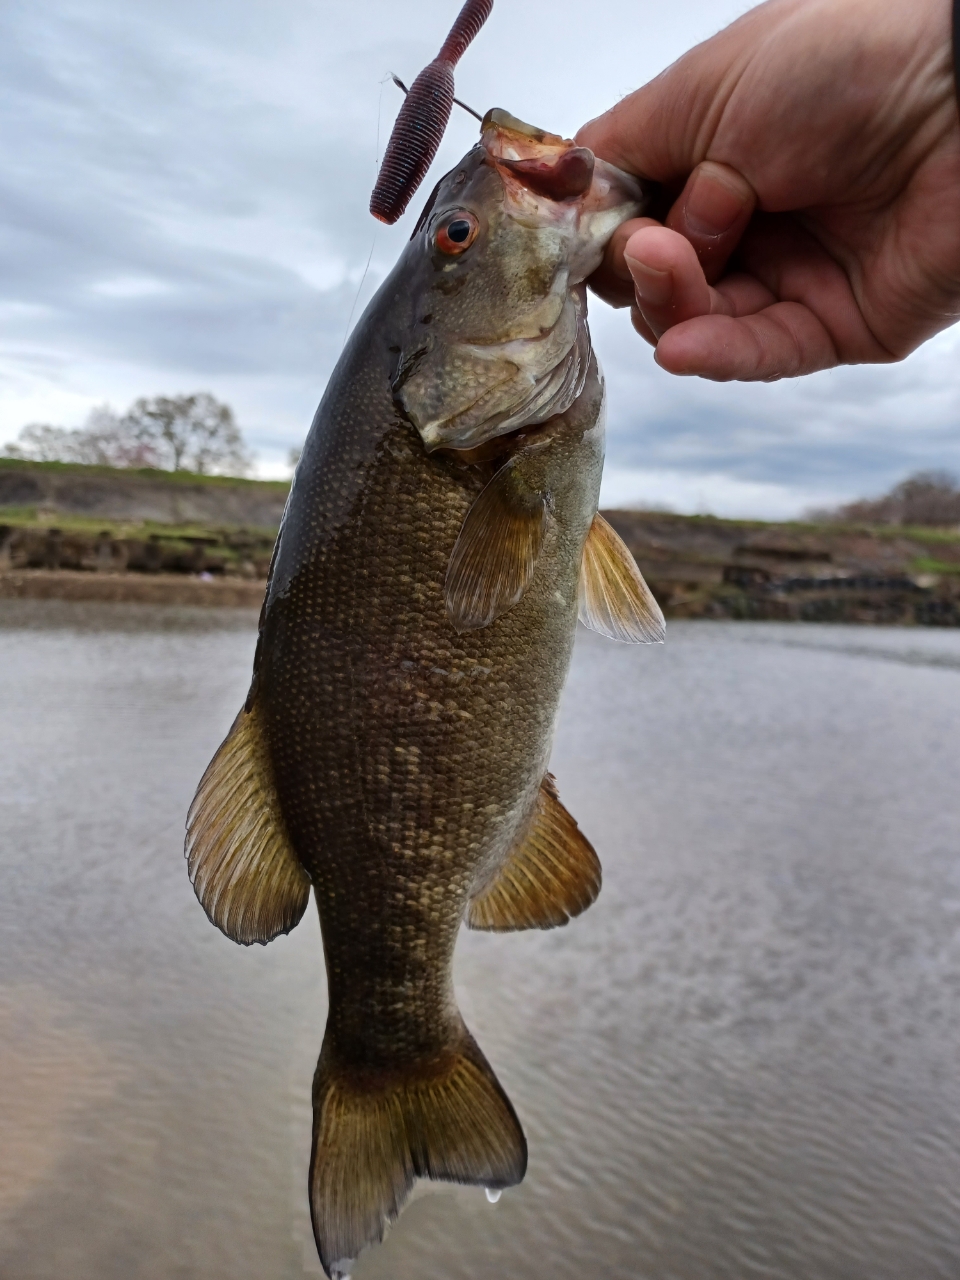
[
  {"xmin": 480, "ymin": 109, "xmax": 596, "ymax": 202},
  {"xmin": 479, "ymin": 108, "xmax": 648, "ymax": 283}
]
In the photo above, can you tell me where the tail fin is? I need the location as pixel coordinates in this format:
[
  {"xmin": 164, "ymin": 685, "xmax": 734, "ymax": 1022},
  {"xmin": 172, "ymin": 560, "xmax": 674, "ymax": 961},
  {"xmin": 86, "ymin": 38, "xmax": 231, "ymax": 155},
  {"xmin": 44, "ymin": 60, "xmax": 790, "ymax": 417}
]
[{"xmin": 309, "ymin": 1031, "xmax": 526, "ymax": 1277}]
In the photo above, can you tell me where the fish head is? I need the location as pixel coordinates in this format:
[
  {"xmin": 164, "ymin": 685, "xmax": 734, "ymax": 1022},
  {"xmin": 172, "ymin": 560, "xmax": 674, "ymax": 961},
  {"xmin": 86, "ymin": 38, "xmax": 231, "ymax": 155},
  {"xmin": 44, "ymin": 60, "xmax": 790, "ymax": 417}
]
[{"xmin": 393, "ymin": 110, "xmax": 649, "ymax": 453}]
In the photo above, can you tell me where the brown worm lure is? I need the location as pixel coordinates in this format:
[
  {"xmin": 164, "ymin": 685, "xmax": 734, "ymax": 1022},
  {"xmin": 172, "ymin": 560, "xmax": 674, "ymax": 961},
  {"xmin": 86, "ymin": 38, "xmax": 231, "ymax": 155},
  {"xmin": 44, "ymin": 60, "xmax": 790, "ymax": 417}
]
[{"xmin": 370, "ymin": 0, "xmax": 493, "ymax": 224}]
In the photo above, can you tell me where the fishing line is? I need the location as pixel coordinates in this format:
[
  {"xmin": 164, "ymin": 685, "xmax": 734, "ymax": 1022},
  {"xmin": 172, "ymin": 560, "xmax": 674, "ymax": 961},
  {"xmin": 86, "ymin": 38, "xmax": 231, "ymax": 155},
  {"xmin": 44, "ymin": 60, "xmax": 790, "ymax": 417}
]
[
  {"xmin": 341, "ymin": 75, "xmax": 389, "ymax": 349},
  {"xmin": 341, "ymin": 234, "xmax": 377, "ymax": 350}
]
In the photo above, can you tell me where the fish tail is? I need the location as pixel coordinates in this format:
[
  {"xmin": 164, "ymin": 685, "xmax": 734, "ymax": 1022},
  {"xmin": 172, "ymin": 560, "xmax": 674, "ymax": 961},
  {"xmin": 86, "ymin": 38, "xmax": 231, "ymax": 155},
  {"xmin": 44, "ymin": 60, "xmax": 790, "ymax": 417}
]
[{"xmin": 309, "ymin": 1029, "xmax": 526, "ymax": 1278}]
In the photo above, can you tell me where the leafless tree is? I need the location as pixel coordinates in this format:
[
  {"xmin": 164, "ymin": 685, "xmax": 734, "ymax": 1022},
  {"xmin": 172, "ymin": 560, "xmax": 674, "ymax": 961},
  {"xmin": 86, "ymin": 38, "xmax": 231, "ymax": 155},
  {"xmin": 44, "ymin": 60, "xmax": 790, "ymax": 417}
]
[
  {"xmin": 3, "ymin": 393, "xmax": 251, "ymax": 476},
  {"xmin": 812, "ymin": 469, "xmax": 960, "ymax": 527},
  {"xmin": 123, "ymin": 393, "xmax": 251, "ymax": 475},
  {"xmin": 2, "ymin": 408, "xmax": 160, "ymax": 467}
]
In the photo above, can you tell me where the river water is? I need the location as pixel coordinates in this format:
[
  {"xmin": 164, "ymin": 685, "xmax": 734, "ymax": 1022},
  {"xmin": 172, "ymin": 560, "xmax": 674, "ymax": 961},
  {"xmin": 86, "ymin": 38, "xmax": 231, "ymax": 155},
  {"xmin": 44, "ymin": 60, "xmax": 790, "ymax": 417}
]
[{"xmin": 1, "ymin": 600, "xmax": 959, "ymax": 1279}]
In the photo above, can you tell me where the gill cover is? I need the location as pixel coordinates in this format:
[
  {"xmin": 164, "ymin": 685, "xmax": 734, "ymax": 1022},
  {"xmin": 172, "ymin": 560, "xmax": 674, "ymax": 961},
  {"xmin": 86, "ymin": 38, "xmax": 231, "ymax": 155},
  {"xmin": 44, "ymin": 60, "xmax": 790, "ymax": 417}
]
[{"xmin": 397, "ymin": 111, "xmax": 649, "ymax": 453}]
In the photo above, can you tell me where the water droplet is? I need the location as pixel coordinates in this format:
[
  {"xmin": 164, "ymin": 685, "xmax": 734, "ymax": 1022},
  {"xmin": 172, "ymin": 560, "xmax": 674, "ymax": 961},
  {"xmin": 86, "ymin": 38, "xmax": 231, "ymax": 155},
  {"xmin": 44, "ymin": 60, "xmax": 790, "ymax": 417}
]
[{"xmin": 485, "ymin": 1187, "xmax": 502, "ymax": 1204}]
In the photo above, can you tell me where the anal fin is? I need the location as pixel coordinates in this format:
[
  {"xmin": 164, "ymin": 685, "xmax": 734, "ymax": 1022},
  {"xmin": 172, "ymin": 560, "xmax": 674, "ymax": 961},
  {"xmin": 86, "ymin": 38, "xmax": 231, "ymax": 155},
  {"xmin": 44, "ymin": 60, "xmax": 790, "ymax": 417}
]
[
  {"xmin": 445, "ymin": 455, "xmax": 547, "ymax": 633},
  {"xmin": 467, "ymin": 774, "xmax": 601, "ymax": 931},
  {"xmin": 185, "ymin": 699, "xmax": 310, "ymax": 945},
  {"xmin": 579, "ymin": 511, "xmax": 665, "ymax": 643}
]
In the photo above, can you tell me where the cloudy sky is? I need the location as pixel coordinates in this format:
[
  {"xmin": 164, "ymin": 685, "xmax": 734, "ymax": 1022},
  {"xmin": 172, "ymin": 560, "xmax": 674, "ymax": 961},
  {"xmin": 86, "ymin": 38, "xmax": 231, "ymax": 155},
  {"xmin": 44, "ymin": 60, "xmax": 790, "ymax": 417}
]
[{"xmin": 3, "ymin": 0, "xmax": 960, "ymax": 516}]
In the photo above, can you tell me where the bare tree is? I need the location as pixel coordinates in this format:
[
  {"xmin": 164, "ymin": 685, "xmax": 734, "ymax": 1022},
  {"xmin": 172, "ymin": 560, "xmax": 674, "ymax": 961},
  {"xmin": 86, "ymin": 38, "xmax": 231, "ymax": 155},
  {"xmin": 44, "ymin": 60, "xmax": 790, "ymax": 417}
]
[
  {"xmin": 812, "ymin": 469, "xmax": 960, "ymax": 527},
  {"xmin": 3, "ymin": 423, "xmax": 79, "ymax": 463},
  {"xmin": 2, "ymin": 408, "xmax": 160, "ymax": 467},
  {"xmin": 3, "ymin": 393, "xmax": 251, "ymax": 476},
  {"xmin": 123, "ymin": 393, "xmax": 251, "ymax": 475}
]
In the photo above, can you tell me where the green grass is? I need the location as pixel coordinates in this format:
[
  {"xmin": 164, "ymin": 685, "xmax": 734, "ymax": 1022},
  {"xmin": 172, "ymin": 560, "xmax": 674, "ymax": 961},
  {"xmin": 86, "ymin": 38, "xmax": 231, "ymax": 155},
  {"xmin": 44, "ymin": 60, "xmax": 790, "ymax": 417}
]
[
  {"xmin": 0, "ymin": 508, "xmax": 278, "ymax": 540},
  {"xmin": 0, "ymin": 456, "xmax": 290, "ymax": 493},
  {"xmin": 910, "ymin": 556, "xmax": 960, "ymax": 575}
]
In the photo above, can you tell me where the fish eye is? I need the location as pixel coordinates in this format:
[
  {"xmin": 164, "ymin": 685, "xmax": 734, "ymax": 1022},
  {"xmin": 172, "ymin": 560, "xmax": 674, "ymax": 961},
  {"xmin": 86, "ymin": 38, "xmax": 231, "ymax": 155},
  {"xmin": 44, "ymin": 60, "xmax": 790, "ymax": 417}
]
[{"xmin": 435, "ymin": 211, "xmax": 479, "ymax": 255}]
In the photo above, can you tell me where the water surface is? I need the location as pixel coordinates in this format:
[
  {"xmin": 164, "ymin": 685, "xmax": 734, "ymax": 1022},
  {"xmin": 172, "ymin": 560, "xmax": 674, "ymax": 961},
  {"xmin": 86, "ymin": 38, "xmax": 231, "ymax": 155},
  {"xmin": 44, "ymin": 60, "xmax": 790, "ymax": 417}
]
[{"xmin": 1, "ymin": 601, "xmax": 959, "ymax": 1279}]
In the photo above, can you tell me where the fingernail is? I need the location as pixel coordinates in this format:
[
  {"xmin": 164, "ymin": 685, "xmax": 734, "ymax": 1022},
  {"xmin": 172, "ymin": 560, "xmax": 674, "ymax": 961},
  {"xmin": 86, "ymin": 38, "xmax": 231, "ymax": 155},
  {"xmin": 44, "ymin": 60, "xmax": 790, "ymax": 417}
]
[
  {"xmin": 683, "ymin": 168, "xmax": 748, "ymax": 239},
  {"xmin": 625, "ymin": 257, "xmax": 671, "ymax": 307}
]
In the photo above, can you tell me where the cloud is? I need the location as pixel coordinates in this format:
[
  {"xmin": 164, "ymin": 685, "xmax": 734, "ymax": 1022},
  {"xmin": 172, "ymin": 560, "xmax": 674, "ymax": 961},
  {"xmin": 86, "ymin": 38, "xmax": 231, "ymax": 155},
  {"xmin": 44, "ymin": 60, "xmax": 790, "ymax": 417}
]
[{"xmin": 1, "ymin": 0, "xmax": 958, "ymax": 510}]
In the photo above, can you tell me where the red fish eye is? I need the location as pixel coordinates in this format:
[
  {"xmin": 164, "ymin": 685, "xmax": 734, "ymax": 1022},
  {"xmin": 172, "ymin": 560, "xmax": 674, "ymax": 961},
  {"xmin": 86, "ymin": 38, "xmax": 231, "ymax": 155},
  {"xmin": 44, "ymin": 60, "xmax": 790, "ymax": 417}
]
[{"xmin": 435, "ymin": 212, "xmax": 479, "ymax": 255}]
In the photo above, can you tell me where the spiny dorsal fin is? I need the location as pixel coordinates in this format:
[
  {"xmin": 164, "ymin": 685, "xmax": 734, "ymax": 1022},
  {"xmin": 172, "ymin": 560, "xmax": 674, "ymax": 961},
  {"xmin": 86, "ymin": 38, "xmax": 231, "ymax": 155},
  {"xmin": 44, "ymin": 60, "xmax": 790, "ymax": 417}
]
[
  {"xmin": 466, "ymin": 773, "xmax": 601, "ymax": 931},
  {"xmin": 310, "ymin": 1030, "xmax": 526, "ymax": 1279},
  {"xmin": 185, "ymin": 700, "xmax": 310, "ymax": 946},
  {"xmin": 578, "ymin": 511, "xmax": 665, "ymax": 643},
  {"xmin": 445, "ymin": 455, "xmax": 547, "ymax": 633}
]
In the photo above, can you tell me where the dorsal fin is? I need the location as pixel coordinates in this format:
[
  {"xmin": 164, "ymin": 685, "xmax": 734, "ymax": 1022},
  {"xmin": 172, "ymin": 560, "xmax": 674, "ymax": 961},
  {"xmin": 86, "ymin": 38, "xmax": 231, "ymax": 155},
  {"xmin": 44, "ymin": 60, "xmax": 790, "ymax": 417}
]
[
  {"xmin": 578, "ymin": 511, "xmax": 665, "ymax": 643},
  {"xmin": 444, "ymin": 455, "xmax": 547, "ymax": 633},
  {"xmin": 466, "ymin": 774, "xmax": 600, "ymax": 931},
  {"xmin": 185, "ymin": 700, "xmax": 310, "ymax": 946}
]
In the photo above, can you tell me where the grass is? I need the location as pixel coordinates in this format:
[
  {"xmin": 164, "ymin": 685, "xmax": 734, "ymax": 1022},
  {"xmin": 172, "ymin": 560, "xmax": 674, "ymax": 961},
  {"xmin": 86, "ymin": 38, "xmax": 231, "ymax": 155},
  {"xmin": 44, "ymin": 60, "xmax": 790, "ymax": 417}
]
[
  {"xmin": 0, "ymin": 508, "xmax": 278, "ymax": 540},
  {"xmin": 0, "ymin": 456, "xmax": 290, "ymax": 493},
  {"xmin": 910, "ymin": 556, "xmax": 960, "ymax": 575}
]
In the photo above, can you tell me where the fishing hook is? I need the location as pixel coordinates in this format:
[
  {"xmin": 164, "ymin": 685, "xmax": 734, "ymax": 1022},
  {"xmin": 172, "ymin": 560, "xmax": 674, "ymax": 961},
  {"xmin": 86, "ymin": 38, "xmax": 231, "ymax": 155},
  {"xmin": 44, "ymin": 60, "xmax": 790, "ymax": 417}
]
[{"xmin": 390, "ymin": 74, "xmax": 483, "ymax": 123}]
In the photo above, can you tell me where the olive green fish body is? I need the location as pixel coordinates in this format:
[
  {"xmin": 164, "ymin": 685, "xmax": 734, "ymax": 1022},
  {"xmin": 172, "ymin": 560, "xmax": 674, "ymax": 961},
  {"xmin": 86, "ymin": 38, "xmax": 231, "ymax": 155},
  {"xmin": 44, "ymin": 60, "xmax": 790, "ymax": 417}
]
[
  {"xmin": 258, "ymin": 339, "xmax": 604, "ymax": 1071},
  {"xmin": 186, "ymin": 110, "xmax": 663, "ymax": 1279}
]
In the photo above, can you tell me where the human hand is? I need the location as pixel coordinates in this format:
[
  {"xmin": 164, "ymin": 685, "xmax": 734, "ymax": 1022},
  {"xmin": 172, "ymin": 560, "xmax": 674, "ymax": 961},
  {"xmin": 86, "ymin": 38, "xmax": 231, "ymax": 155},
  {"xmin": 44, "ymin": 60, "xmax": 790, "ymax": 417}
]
[{"xmin": 577, "ymin": 0, "xmax": 960, "ymax": 381}]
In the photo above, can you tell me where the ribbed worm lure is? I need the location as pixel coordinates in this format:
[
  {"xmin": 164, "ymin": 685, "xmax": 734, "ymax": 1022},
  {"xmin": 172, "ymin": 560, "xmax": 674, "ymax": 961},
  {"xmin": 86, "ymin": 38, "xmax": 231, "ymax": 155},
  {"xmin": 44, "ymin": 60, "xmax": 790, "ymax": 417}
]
[{"xmin": 369, "ymin": 0, "xmax": 493, "ymax": 223}]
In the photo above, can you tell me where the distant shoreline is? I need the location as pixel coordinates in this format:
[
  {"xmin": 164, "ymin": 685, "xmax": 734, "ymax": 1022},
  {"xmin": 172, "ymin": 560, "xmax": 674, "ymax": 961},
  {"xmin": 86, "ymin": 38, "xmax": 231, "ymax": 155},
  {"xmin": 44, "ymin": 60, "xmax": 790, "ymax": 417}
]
[
  {"xmin": 0, "ymin": 570, "xmax": 265, "ymax": 609},
  {"xmin": 2, "ymin": 460, "xmax": 959, "ymax": 625}
]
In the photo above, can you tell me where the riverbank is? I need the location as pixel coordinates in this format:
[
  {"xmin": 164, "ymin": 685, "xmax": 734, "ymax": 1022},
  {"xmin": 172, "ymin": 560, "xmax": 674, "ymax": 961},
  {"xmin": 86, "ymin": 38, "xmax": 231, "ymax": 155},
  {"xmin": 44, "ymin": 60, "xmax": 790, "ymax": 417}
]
[
  {"xmin": 606, "ymin": 509, "xmax": 960, "ymax": 625},
  {"xmin": 0, "ymin": 569, "xmax": 264, "ymax": 608},
  {"xmin": 3, "ymin": 459, "xmax": 960, "ymax": 623}
]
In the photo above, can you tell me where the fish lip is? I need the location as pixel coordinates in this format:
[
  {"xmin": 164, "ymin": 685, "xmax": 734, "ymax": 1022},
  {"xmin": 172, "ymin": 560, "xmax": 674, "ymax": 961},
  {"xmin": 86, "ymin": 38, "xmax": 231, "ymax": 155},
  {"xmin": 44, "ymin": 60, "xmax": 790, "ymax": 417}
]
[
  {"xmin": 477, "ymin": 109, "xmax": 649, "ymax": 273},
  {"xmin": 480, "ymin": 108, "xmax": 588, "ymax": 201},
  {"xmin": 496, "ymin": 149, "xmax": 595, "ymax": 202}
]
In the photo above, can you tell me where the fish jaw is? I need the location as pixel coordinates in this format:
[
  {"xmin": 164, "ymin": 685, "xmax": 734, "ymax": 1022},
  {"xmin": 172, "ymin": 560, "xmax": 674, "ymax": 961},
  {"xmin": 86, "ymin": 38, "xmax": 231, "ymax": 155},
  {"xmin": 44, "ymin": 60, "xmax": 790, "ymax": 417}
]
[{"xmin": 480, "ymin": 107, "xmax": 648, "ymax": 285}]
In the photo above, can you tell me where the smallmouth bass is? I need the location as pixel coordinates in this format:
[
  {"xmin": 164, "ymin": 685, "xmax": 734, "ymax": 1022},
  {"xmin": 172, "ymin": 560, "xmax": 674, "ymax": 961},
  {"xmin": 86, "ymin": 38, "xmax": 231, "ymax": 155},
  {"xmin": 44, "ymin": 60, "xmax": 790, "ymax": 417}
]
[{"xmin": 186, "ymin": 108, "xmax": 663, "ymax": 1278}]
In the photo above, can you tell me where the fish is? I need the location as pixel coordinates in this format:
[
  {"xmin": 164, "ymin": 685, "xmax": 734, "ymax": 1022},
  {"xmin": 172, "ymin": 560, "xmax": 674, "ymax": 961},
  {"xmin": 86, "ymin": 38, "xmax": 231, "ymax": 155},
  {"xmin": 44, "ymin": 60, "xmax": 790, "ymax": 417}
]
[{"xmin": 185, "ymin": 108, "xmax": 663, "ymax": 1278}]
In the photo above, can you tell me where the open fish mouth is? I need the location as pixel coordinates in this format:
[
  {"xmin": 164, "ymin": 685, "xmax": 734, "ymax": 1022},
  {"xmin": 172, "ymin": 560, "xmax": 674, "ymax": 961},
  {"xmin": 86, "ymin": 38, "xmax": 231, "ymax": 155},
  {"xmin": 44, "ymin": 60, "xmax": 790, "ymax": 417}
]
[{"xmin": 398, "ymin": 110, "xmax": 649, "ymax": 455}]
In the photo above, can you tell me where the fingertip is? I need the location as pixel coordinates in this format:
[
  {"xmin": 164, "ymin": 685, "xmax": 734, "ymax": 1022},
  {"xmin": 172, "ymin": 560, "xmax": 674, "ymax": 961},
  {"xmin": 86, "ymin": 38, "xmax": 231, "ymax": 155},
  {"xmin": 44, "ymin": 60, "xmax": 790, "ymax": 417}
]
[
  {"xmin": 584, "ymin": 217, "xmax": 660, "ymax": 310},
  {"xmin": 630, "ymin": 304, "xmax": 658, "ymax": 347},
  {"xmin": 653, "ymin": 331, "xmax": 703, "ymax": 377},
  {"xmin": 654, "ymin": 317, "xmax": 740, "ymax": 380},
  {"xmin": 623, "ymin": 226, "xmax": 712, "ymax": 336},
  {"xmin": 623, "ymin": 224, "xmax": 688, "ymax": 272},
  {"xmin": 607, "ymin": 218, "xmax": 661, "ymax": 282}
]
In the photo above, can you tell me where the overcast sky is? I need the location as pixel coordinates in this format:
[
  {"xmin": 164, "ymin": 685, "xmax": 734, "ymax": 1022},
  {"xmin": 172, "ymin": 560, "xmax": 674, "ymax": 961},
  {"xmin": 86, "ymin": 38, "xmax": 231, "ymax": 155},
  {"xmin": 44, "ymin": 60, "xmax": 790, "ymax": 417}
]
[{"xmin": 3, "ymin": 0, "xmax": 960, "ymax": 516}]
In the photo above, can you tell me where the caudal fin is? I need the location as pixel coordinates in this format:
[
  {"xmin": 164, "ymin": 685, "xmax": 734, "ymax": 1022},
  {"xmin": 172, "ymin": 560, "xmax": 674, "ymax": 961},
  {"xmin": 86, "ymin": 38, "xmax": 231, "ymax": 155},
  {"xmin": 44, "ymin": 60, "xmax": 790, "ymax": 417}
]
[{"xmin": 309, "ymin": 1031, "xmax": 526, "ymax": 1277}]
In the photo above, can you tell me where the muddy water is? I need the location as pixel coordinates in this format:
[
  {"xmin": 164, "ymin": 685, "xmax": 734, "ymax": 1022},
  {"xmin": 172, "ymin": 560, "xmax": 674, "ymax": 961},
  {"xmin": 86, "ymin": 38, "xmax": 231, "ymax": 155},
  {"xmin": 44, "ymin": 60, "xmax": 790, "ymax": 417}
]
[{"xmin": 1, "ymin": 600, "xmax": 960, "ymax": 1279}]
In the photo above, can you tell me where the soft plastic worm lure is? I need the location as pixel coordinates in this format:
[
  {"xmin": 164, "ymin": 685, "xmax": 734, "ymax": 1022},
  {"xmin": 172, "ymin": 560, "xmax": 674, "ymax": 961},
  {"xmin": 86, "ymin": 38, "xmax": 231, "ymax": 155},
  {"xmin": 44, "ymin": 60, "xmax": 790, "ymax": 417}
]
[{"xmin": 370, "ymin": 0, "xmax": 493, "ymax": 224}]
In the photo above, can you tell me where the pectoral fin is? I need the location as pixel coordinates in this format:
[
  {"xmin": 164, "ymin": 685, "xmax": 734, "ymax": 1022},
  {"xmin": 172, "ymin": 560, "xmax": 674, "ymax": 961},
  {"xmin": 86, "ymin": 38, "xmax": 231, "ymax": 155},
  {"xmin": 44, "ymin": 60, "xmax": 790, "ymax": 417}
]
[
  {"xmin": 467, "ymin": 774, "xmax": 601, "ymax": 931},
  {"xmin": 445, "ymin": 456, "xmax": 547, "ymax": 632},
  {"xmin": 185, "ymin": 700, "xmax": 311, "ymax": 945},
  {"xmin": 578, "ymin": 512, "xmax": 665, "ymax": 643}
]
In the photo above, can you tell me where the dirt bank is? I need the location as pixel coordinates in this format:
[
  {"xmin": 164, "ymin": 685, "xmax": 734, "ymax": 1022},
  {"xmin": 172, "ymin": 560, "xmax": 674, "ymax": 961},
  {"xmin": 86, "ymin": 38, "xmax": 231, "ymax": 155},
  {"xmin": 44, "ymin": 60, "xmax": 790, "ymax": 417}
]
[
  {"xmin": 0, "ymin": 571, "xmax": 265, "ymax": 608},
  {"xmin": 0, "ymin": 459, "xmax": 288, "ymax": 528}
]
